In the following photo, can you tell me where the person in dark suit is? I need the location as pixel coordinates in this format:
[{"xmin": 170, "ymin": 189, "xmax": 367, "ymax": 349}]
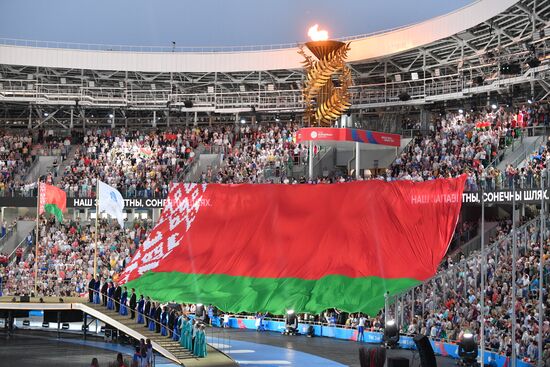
[
  {"xmin": 101, "ymin": 280, "xmax": 108, "ymax": 307},
  {"xmin": 168, "ymin": 309, "xmax": 175, "ymax": 338},
  {"xmin": 88, "ymin": 277, "xmax": 96, "ymax": 303},
  {"xmin": 93, "ymin": 277, "xmax": 100, "ymax": 303},
  {"xmin": 155, "ymin": 304, "xmax": 162, "ymax": 333},
  {"xmin": 137, "ymin": 295, "xmax": 145, "ymax": 324},
  {"xmin": 129, "ymin": 288, "xmax": 137, "ymax": 319},
  {"xmin": 143, "ymin": 297, "xmax": 151, "ymax": 328},
  {"xmin": 114, "ymin": 283, "xmax": 122, "ymax": 312}
]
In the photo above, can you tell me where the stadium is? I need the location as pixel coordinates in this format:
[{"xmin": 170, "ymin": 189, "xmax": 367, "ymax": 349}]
[{"xmin": 0, "ymin": 0, "xmax": 548, "ymax": 366}]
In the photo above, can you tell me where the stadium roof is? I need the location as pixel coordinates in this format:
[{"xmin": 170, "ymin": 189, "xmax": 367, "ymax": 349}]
[{"xmin": 0, "ymin": 0, "xmax": 548, "ymax": 115}]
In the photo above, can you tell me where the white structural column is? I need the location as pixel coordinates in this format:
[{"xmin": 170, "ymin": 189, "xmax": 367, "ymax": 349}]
[
  {"xmin": 355, "ymin": 142, "xmax": 360, "ymax": 180},
  {"xmin": 308, "ymin": 141, "xmax": 313, "ymax": 181}
]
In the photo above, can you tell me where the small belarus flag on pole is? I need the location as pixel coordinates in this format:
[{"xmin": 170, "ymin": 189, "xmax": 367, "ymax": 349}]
[{"xmin": 38, "ymin": 182, "xmax": 67, "ymax": 222}]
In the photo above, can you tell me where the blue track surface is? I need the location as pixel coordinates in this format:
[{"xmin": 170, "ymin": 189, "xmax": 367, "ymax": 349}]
[
  {"xmin": 208, "ymin": 337, "xmax": 347, "ymax": 367},
  {"xmin": 47, "ymin": 334, "xmax": 345, "ymax": 367}
]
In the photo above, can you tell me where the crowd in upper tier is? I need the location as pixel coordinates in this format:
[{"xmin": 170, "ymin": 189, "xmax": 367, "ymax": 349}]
[
  {"xmin": 387, "ymin": 106, "xmax": 549, "ymax": 191},
  {"xmin": 0, "ymin": 103, "xmax": 547, "ymax": 196},
  {"xmin": 0, "ymin": 132, "xmax": 55, "ymax": 197},
  {"xmin": 57, "ymin": 129, "xmax": 199, "ymax": 198}
]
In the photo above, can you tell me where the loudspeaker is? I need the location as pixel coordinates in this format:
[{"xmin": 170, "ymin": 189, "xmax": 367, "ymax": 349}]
[
  {"xmin": 183, "ymin": 100, "xmax": 193, "ymax": 108},
  {"xmin": 359, "ymin": 347, "xmax": 386, "ymax": 367},
  {"xmin": 398, "ymin": 92, "xmax": 411, "ymax": 101},
  {"xmin": 388, "ymin": 357, "xmax": 410, "ymax": 367},
  {"xmin": 413, "ymin": 335, "xmax": 437, "ymax": 367},
  {"xmin": 19, "ymin": 295, "xmax": 30, "ymax": 303},
  {"xmin": 526, "ymin": 57, "xmax": 541, "ymax": 68}
]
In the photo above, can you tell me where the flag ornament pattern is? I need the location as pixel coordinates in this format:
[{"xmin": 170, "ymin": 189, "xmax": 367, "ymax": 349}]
[
  {"xmin": 38, "ymin": 183, "xmax": 67, "ymax": 222},
  {"xmin": 98, "ymin": 180, "xmax": 125, "ymax": 228},
  {"xmin": 121, "ymin": 176, "xmax": 466, "ymax": 316}
]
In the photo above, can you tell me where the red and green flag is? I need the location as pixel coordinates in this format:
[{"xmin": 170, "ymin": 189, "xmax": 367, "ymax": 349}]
[
  {"xmin": 121, "ymin": 176, "xmax": 466, "ymax": 316},
  {"xmin": 39, "ymin": 183, "xmax": 67, "ymax": 222}
]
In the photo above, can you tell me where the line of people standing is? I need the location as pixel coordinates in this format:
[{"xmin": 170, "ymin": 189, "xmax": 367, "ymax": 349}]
[{"xmin": 88, "ymin": 277, "xmax": 207, "ymax": 358}]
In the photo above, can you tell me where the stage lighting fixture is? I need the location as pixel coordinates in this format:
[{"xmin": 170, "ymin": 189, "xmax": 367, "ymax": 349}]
[
  {"xmin": 458, "ymin": 332, "xmax": 478, "ymax": 367},
  {"xmin": 283, "ymin": 310, "xmax": 298, "ymax": 335},
  {"xmin": 458, "ymin": 109, "xmax": 464, "ymax": 114},
  {"xmin": 108, "ymin": 114, "xmax": 114, "ymax": 119},
  {"xmin": 195, "ymin": 303, "xmax": 205, "ymax": 318},
  {"xmin": 240, "ymin": 118, "xmax": 246, "ymax": 124},
  {"xmin": 383, "ymin": 319, "xmax": 400, "ymax": 348},
  {"xmin": 500, "ymin": 63, "xmax": 521, "ymax": 75},
  {"xmin": 528, "ymin": 99, "xmax": 533, "ymax": 104},
  {"xmin": 275, "ymin": 114, "xmax": 281, "ymax": 122},
  {"xmin": 183, "ymin": 100, "xmax": 193, "ymax": 108},
  {"xmin": 43, "ymin": 112, "xmax": 49, "ymax": 117},
  {"xmin": 491, "ymin": 104, "xmax": 497, "ymax": 110}
]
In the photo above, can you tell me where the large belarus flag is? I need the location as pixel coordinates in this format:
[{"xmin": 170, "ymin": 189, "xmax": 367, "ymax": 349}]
[
  {"xmin": 121, "ymin": 176, "xmax": 466, "ymax": 316},
  {"xmin": 38, "ymin": 183, "xmax": 67, "ymax": 222}
]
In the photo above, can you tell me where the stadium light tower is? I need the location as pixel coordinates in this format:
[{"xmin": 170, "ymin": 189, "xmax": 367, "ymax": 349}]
[{"xmin": 299, "ymin": 25, "xmax": 352, "ymax": 126}]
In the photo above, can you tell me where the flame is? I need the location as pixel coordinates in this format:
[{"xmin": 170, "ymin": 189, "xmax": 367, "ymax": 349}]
[{"xmin": 308, "ymin": 24, "xmax": 329, "ymax": 41}]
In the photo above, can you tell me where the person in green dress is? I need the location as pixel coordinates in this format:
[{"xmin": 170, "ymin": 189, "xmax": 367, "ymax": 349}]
[
  {"xmin": 179, "ymin": 316, "xmax": 191, "ymax": 349},
  {"xmin": 193, "ymin": 324, "xmax": 207, "ymax": 358}
]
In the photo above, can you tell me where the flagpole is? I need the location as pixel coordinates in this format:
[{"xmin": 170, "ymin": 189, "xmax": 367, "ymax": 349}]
[
  {"xmin": 94, "ymin": 182, "xmax": 99, "ymax": 279},
  {"xmin": 34, "ymin": 180, "xmax": 40, "ymax": 296},
  {"xmin": 538, "ymin": 172, "xmax": 545, "ymax": 367},
  {"xmin": 480, "ymin": 185, "xmax": 485, "ymax": 367},
  {"xmin": 511, "ymin": 182, "xmax": 517, "ymax": 367}
]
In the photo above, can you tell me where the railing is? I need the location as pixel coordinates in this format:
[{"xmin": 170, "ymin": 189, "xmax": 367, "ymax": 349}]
[
  {"xmin": 509, "ymin": 134, "xmax": 546, "ymax": 169},
  {"xmin": 0, "ymin": 225, "xmax": 16, "ymax": 249},
  {"xmin": 0, "ymin": 23, "xmax": 416, "ymax": 53},
  {"xmin": 386, "ymin": 216, "xmax": 545, "ymax": 361},
  {"xmin": 7, "ymin": 235, "xmax": 28, "ymax": 263},
  {"xmin": 89, "ymin": 287, "xmax": 232, "ymax": 360},
  {"xmin": 1, "ymin": 63, "xmax": 548, "ymax": 110}
]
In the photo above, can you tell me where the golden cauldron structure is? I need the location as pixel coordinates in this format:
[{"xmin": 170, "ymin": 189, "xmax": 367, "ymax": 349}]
[{"xmin": 299, "ymin": 25, "xmax": 352, "ymax": 126}]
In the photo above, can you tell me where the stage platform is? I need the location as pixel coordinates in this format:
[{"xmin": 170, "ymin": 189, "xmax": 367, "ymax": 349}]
[
  {"xmin": 214, "ymin": 328, "xmax": 459, "ymax": 367},
  {"xmin": 0, "ymin": 327, "xmax": 462, "ymax": 367}
]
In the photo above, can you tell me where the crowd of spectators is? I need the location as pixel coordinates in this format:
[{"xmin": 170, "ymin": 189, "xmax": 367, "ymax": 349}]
[
  {"xmin": 388, "ymin": 107, "xmax": 524, "ymax": 191},
  {"xmin": 204, "ymin": 123, "xmax": 307, "ymax": 183},
  {"xmin": 1, "ymin": 106, "xmax": 549, "ymax": 366},
  {"xmin": 0, "ymin": 217, "xmax": 151, "ymax": 297},
  {"xmin": 410, "ymin": 217, "xmax": 550, "ymax": 363},
  {"xmin": 0, "ymin": 132, "xmax": 37, "ymax": 197},
  {"xmin": 57, "ymin": 129, "xmax": 200, "ymax": 198}
]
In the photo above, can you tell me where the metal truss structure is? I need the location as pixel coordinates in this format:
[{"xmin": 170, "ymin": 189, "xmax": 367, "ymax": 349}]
[{"xmin": 0, "ymin": 0, "xmax": 548, "ymax": 129}]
